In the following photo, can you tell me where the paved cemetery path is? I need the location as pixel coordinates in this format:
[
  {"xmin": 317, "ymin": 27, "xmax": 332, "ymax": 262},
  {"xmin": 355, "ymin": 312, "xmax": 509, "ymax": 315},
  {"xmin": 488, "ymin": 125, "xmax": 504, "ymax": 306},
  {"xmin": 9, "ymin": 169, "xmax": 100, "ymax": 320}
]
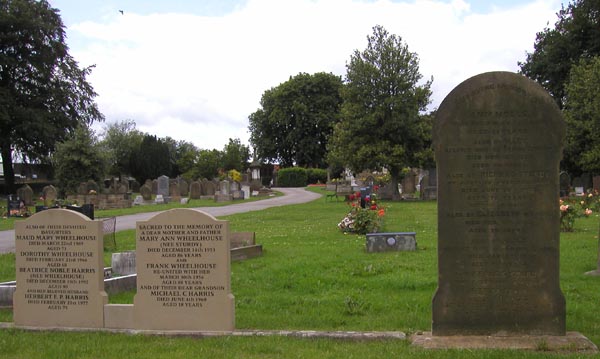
[{"xmin": 0, "ymin": 187, "xmax": 322, "ymax": 254}]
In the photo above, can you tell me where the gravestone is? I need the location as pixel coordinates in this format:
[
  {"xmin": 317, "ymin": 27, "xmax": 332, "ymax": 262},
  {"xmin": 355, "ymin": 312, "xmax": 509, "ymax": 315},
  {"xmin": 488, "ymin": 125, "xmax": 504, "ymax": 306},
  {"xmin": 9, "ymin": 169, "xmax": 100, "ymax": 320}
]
[
  {"xmin": 241, "ymin": 184, "xmax": 250, "ymax": 200},
  {"xmin": 594, "ymin": 176, "xmax": 600, "ymax": 193},
  {"xmin": 42, "ymin": 185, "xmax": 57, "ymax": 207},
  {"xmin": 14, "ymin": 209, "xmax": 107, "ymax": 327},
  {"xmin": 133, "ymin": 196, "xmax": 144, "ymax": 206},
  {"xmin": 111, "ymin": 251, "xmax": 136, "ymax": 276},
  {"xmin": 179, "ymin": 179, "xmax": 189, "ymax": 197},
  {"xmin": 402, "ymin": 174, "xmax": 416, "ymax": 194},
  {"xmin": 190, "ymin": 181, "xmax": 201, "ymax": 199},
  {"xmin": 581, "ymin": 173, "xmax": 593, "ymax": 192},
  {"xmin": 203, "ymin": 179, "xmax": 216, "ymax": 196},
  {"xmin": 215, "ymin": 180, "xmax": 233, "ymax": 202},
  {"xmin": 134, "ymin": 209, "xmax": 234, "ymax": 331},
  {"xmin": 140, "ymin": 184, "xmax": 152, "ymax": 201},
  {"xmin": 366, "ymin": 232, "xmax": 417, "ymax": 252},
  {"xmin": 432, "ymin": 72, "xmax": 566, "ymax": 336},
  {"xmin": 169, "ymin": 180, "xmax": 180, "ymax": 201},
  {"xmin": 151, "ymin": 179, "xmax": 158, "ymax": 194},
  {"xmin": 157, "ymin": 175, "xmax": 169, "ymax": 197},
  {"xmin": 559, "ymin": 172, "xmax": 571, "ymax": 197},
  {"xmin": 17, "ymin": 184, "xmax": 34, "ymax": 206}
]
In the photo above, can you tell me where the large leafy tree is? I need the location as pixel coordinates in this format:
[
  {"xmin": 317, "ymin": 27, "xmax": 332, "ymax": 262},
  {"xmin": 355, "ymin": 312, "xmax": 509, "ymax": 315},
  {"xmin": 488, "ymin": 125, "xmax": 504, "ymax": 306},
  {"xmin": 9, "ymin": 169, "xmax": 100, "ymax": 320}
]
[
  {"xmin": 519, "ymin": 0, "xmax": 600, "ymax": 107},
  {"xmin": 222, "ymin": 138, "xmax": 250, "ymax": 172},
  {"xmin": 328, "ymin": 25, "xmax": 432, "ymax": 200},
  {"xmin": 0, "ymin": 0, "xmax": 104, "ymax": 193},
  {"xmin": 563, "ymin": 56, "xmax": 600, "ymax": 175},
  {"xmin": 195, "ymin": 149, "xmax": 222, "ymax": 180},
  {"xmin": 52, "ymin": 125, "xmax": 106, "ymax": 195},
  {"xmin": 129, "ymin": 135, "xmax": 171, "ymax": 183},
  {"xmin": 99, "ymin": 120, "xmax": 144, "ymax": 178},
  {"xmin": 249, "ymin": 72, "xmax": 343, "ymax": 167}
]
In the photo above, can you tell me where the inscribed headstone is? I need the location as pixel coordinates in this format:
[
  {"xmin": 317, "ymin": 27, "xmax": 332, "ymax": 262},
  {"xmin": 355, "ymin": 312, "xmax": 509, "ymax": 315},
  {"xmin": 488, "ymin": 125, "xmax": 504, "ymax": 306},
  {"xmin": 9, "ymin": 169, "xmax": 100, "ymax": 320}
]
[
  {"xmin": 432, "ymin": 72, "xmax": 565, "ymax": 335},
  {"xmin": 17, "ymin": 184, "xmax": 34, "ymax": 206},
  {"xmin": 43, "ymin": 185, "xmax": 57, "ymax": 207},
  {"xmin": 179, "ymin": 179, "xmax": 189, "ymax": 197},
  {"xmin": 140, "ymin": 184, "xmax": 152, "ymax": 201},
  {"xmin": 157, "ymin": 176, "xmax": 169, "ymax": 197},
  {"xmin": 190, "ymin": 181, "xmax": 201, "ymax": 199},
  {"xmin": 134, "ymin": 209, "xmax": 234, "ymax": 331},
  {"xmin": 14, "ymin": 209, "xmax": 107, "ymax": 327}
]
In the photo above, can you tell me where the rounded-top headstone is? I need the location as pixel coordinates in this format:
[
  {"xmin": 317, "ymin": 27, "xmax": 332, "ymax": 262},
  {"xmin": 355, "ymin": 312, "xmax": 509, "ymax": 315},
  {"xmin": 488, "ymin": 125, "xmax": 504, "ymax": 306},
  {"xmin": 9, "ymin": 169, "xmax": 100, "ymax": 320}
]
[{"xmin": 432, "ymin": 72, "xmax": 566, "ymax": 336}]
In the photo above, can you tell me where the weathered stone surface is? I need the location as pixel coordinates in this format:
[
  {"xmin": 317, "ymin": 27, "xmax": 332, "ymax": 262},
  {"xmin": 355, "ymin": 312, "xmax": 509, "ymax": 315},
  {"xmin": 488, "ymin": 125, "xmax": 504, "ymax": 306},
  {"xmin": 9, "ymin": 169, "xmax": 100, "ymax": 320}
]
[
  {"xmin": 366, "ymin": 232, "xmax": 416, "ymax": 253},
  {"xmin": 432, "ymin": 72, "xmax": 566, "ymax": 336},
  {"xmin": 17, "ymin": 184, "xmax": 34, "ymax": 206},
  {"xmin": 410, "ymin": 332, "xmax": 597, "ymax": 353},
  {"xmin": 14, "ymin": 209, "xmax": 107, "ymax": 328},
  {"xmin": 157, "ymin": 175, "xmax": 169, "ymax": 197},
  {"xmin": 190, "ymin": 181, "xmax": 201, "ymax": 199},
  {"xmin": 42, "ymin": 185, "xmax": 57, "ymax": 207},
  {"xmin": 134, "ymin": 209, "xmax": 234, "ymax": 331},
  {"xmin": 140, "ymin": 184, "xmax": 152, "ymax": 201}
]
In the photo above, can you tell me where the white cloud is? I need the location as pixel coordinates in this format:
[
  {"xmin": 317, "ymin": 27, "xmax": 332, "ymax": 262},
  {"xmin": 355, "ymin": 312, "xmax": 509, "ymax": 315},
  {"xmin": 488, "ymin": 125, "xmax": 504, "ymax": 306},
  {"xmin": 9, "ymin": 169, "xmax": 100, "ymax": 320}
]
[{"xmin": 70, "ymin": 0, "xmax": 561, "ymax": 150}]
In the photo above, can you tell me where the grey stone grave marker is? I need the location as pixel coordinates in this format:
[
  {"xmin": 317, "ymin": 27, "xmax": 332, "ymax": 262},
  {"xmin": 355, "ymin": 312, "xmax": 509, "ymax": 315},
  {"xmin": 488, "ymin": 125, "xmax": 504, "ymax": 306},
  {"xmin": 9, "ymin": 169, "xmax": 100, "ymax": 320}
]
[
  {"xmin": 157, "ymin": 175, "xmax": 169, "ymax": 197},
  {"xmin": 432, "ymin": 71, "xmax": 566, "ymax": 336}
]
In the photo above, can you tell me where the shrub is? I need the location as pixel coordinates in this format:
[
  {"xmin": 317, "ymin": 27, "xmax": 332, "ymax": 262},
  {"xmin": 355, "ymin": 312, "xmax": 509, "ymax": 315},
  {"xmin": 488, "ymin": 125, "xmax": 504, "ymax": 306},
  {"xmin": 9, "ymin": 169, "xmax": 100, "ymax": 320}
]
[
  {"xmin": 306, "ymin": 168, "xmax": 327, "ymax": 184},
  {"xmin": 277, "ymin": 167, "xmax": 308, "ymax": 187}
]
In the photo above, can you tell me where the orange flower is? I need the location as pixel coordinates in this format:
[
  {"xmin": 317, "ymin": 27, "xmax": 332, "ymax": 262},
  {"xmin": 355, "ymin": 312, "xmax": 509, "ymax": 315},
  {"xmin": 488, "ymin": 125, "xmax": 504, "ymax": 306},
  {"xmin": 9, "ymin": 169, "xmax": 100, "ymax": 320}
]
[{"xmin": 377, "ymin": 209, "xmax": 385, "ymax": 217}]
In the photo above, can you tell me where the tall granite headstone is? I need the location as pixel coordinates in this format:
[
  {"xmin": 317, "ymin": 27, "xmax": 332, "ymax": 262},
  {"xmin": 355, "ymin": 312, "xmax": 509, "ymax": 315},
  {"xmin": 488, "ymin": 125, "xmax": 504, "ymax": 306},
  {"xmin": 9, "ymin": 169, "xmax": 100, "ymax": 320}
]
[
  {"xmin": 432, "ymin": 72, "xmax": 566, "ymax": 335},
  {"xmin": 17, "ymin": 184, "xmax": 34, "ymax": 206},
  {"xmin": 134, "ymin": 209, "xmax": 235, "ymax": 331},
  {"xmin": 14, "ymin": 209, "xmax": 107, "ymax": 328},
  {"xmin": 157, "ymin": 176, "xmax": 169, "ymax": 197}
]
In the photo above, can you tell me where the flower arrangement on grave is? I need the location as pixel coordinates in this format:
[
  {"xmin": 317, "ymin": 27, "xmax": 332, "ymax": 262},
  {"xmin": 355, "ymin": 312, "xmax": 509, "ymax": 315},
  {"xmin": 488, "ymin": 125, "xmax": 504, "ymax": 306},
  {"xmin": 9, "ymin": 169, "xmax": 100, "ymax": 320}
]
[
  {"xmin": 559, "ymin": 193, "xmax": 597, "ymax": 232},
  {"xmin": 338, "ymin": 191, "xmax": 385, "ymax": 234},
  {"xmin": 228, "ymin": 169, "xmax": 242, "ymax": 182}
]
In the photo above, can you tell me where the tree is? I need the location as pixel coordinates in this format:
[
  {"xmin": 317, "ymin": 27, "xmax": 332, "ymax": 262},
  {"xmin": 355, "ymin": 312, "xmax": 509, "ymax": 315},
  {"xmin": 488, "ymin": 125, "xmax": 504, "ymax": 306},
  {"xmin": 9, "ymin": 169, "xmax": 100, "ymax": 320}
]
[
  {"xmin": 222, "ymin": 138, "xmax": 250, "ymax": 172},
  {"xmin": 249, "ymin": 72, "xmax": 343, "ymax": 167},
  {"xmin": 562, "ymin": 56, "xmax": 600, "ymax": 174},
  {"xmin": 328, "ymin": 25, "xmax": 432, "ymax": 200},
  {"xmin": 0, "ymin": 0, "xmax": 104, "ymax": 194},
  {"xmin": 129, "ymin": 134, "xmax": 171, "ymax": 183},
  {"xmin": 99, "ymin": 120, "xmax": 144, "ymax": 178},
  {"xmin": 195, "ymin": 149, "xmax": 222, "ymax": 180},
  {"xmin": 52, "ymin": 125, "xmax": 106, "ymax": 195},
  {"xmin": 519, "ymin": 0, "xmax": 600, "ymax": 107}
]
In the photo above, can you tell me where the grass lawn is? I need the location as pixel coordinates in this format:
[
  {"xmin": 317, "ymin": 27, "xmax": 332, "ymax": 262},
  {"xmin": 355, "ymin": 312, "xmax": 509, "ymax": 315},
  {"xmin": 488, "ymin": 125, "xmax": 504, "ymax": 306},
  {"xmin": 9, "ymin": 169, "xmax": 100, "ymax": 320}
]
[{"xmin": 0, "ymin": 188, "xmax": 599, "ymax": 358}]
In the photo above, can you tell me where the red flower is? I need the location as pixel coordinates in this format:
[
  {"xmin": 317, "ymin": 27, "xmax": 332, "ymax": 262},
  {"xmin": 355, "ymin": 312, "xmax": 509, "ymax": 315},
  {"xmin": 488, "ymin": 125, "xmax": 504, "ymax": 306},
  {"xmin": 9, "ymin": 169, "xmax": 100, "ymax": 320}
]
[
  {"xmin": 374, "ymin": 185, "xmax": 380, "ymax": 191},
  {"xmin": 348, "ymin": 194, "xmax": 355, "ymax": 201},
  {"xmin": 370, "ymin": 204, "xmax": 377, "ymax": 210},
  {"xmin": 377, "ymin": 209, "xmax": 385, "ymax": 217},
  {"xmin": 366, "ymin": 196, "xmax": 371, "ymax": 203}
]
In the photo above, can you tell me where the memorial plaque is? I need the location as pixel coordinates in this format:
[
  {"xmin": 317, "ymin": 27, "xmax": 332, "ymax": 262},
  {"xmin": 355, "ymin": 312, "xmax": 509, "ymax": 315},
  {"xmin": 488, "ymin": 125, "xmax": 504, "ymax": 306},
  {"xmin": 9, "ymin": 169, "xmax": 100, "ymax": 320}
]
[
  {"xmin": 134, "ymin": 208, "xmax": 234, "ymax": 331},
  {"xmin": 14, "ymin": 209, "xmax": 107, "ymax": 328},
  {"xmin": 432, "ymin": 72, "xmax": 566, "ymax": 335}
]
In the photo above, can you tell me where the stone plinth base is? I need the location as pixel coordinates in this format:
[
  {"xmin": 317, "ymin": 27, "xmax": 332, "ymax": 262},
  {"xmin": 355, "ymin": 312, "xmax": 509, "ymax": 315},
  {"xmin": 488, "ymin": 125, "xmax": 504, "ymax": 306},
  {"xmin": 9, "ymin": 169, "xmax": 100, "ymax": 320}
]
[
  {"xmin": 584, "ymin": 269, "xmax": 600, "ymax": 276},
  {"xmin": 410, "ymin": 332, "xmax": 598, "ymax": 353}
]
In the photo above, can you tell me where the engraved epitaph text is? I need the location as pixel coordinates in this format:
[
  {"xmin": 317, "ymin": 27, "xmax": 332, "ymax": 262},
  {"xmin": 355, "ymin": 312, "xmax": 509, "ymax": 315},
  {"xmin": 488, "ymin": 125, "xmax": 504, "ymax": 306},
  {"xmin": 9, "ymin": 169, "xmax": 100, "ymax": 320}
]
[
  {"xmin": 134, "ymin": 208, "xmax": 234, "ymax": 331},
  {"xmin": 14, "ymin": 209, "xmax": 107, "ymax": 328},
  {"xmin": 432, "ymin": 72, "xmax": 566, "ymax": 335}
]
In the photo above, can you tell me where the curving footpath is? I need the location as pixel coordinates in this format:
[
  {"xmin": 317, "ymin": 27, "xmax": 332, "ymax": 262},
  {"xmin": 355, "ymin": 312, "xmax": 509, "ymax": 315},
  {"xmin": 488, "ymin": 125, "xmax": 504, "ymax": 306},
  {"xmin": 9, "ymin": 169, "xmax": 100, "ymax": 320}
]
[{"xmin": 0, "ymin": 187, "xmax": 322, "ymax": 254}]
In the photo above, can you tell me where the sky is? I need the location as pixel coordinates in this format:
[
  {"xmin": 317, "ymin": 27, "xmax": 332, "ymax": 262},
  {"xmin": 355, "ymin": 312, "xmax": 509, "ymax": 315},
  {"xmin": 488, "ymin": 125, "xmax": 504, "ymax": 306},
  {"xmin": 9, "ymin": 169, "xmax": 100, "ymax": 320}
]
[{"xmin": 47, "ymin": 0, "xmax": 566, "ymax": 151}]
